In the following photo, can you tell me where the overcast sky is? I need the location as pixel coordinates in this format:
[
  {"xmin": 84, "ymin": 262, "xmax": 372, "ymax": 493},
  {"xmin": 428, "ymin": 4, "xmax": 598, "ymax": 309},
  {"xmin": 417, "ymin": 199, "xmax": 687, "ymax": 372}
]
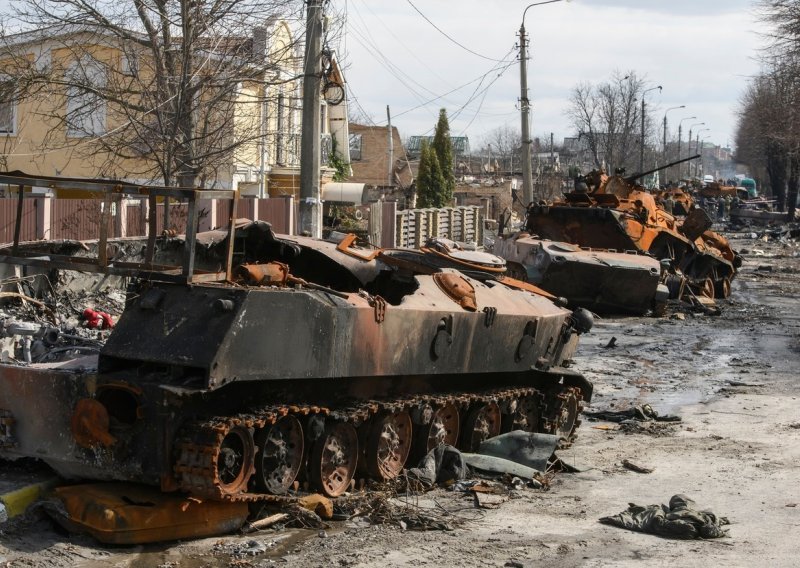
[{"xmin": 333, "ymin": 0, "xmax": 766, "ymax": 150}]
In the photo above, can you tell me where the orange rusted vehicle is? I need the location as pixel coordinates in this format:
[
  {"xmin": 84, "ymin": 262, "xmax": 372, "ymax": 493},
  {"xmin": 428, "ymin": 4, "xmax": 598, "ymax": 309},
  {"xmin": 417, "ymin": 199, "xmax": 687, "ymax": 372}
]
[
  {"xmin": 0, "ymin": 172, "xmax": 593, "ymax": 504},
  {"xmin": 656, "ymin": 187, "xmax": 694, "ymax": 216},
  {"xmin": 526, "ymin": 159, "xmax": 741, "ymax": 301},
  {"xmin": 699, "ymin": 181, "xmax": 747, "ymax": 200}
]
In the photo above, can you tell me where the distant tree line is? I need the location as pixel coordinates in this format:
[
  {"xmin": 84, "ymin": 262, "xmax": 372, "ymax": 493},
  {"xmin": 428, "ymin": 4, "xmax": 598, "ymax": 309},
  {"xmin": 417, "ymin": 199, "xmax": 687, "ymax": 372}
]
[
  {"xmin": 735, "ymin": 0, "xmax": 800, "ymax": 215},
  {"xmin": 564, "ymin": 70, "xmax": 660, "ymax": 177}
]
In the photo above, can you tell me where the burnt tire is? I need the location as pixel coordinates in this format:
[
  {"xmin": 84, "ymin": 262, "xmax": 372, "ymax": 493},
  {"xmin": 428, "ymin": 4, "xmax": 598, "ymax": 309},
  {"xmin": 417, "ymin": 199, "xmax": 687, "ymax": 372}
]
[{"xmin": 714, "ymin": 276, "xmax": 731, "ymax": 299}]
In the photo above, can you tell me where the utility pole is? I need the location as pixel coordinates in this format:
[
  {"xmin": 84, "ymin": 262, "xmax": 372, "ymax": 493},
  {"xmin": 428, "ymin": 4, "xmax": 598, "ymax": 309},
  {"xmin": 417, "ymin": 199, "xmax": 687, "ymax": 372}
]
[
  {"xmin": 662, "ymin": 105, "xmax": 685, "ymax": 185},
  {"xmin": 386, "ymin": 106, "xmax": 393, "ymax": 187},
  {"xmin": 518, "ymin": 20, "xmax": 533, "ymax": 205},
  {"xmin": 677, "ymin": 116, "xmax": 696, "ymax": 182},
  {"xmin": 640, "ymin": 85, "xmax": 662, "ymax": 176},
  {"xmin": 662, "ymin": 115, "xmax": 667, "ymax": 174},
  {"xmin": 686, "ymin": 122, "xmax": 704, "ymax": 179},
  {"xmin": 299, "ymin": 0, "xmax": 324, "ymax": 237}
]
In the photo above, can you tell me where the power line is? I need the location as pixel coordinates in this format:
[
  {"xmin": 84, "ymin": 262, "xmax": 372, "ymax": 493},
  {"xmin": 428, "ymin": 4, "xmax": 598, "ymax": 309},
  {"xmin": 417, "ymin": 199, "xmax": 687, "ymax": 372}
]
[
  {"xmin": 393, "ymin": 46, "xmax": 515, "ymax": 118},
  {"xmin": 405, "ymin": 0, "xmax": 512, "ymax": 63}
]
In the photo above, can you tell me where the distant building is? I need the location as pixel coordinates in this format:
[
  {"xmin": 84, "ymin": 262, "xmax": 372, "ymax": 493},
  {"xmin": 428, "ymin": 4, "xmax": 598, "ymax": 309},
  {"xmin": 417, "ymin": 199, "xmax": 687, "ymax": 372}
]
[
  {"xmin": 348, "ymin": 124, "xmax": 412, "ymax": 188},
  {"xmin": 406, "ymin": 135, "xmax": 470, "ymax": 160},
  {"xmin": 0, "ymin": 22, "xmax": 350, "ymax": 196}
]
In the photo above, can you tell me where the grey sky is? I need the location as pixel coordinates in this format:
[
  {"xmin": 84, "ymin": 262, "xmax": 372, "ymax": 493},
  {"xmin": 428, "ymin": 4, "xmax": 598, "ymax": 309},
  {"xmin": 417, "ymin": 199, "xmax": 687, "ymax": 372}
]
[
  {"xmin": 335, "ymin": 0, "xmax": 765, "ymax": 150},
  {"xmin": 0, "ymin": 0, "xmax": 766, "ymax": 150}
]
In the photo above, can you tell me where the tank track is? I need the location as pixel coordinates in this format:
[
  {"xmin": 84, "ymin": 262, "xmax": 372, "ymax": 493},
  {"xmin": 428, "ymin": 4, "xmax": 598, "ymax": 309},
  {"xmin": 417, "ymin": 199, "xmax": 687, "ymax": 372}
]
[{"xmin": 173, "ymin": 385, "xmax": 584, "ymax": 501}]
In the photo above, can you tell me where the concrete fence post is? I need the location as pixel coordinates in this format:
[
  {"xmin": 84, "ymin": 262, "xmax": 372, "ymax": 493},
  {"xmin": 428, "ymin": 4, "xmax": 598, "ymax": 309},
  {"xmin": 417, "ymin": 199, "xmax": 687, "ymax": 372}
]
[{"xmin": 35, "ymin": 197, "xmax": 51, "ymax": 240}]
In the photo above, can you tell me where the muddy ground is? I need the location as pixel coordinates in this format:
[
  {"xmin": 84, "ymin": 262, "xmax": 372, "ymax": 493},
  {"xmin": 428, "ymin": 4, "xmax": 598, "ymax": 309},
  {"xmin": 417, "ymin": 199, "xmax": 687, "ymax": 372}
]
[{"xmin": 1, "ymin": 229, "xmax": 799, "ymax": 567}]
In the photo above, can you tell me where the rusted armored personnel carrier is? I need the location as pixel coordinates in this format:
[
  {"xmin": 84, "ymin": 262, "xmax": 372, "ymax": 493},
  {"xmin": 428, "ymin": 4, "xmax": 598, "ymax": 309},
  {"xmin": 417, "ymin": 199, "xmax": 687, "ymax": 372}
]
[
  {"xmin": 493, "ymin": 234, "xmax": 667, "ymax": 315},
  {"xmin": 0, "ymin": 172, "xmax": 592, "ymax": 501},
  {"xmin": 525, "ymin": 158, "xmax": 741, "ymax": 300}
]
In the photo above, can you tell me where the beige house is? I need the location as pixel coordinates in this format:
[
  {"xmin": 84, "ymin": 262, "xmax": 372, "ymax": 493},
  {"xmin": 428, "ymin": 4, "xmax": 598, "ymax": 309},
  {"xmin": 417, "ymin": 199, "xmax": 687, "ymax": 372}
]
[{"xmin": 0, "ymin": 22, "xmax": 350, "ymax": 196}]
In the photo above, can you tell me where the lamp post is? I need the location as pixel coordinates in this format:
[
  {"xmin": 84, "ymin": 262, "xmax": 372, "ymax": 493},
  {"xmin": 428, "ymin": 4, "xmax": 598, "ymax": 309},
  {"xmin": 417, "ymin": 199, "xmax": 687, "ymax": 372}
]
[
  {"xmin": 662, "ymin": 105, "xmax": 685, "ymax": 182},
  {"xmin": 694, "ymin": 128, "xmax": 710, "ymax": 178},
  {"xmin": 687, "ymin": 122, "xmax": 705, "ymax": 178},
  {"xmin": 677, "ymin": 116, "xmax": 696, "ymax": 181},
  {"xmin": 519, "ymin": 0, "xmax": 568, "ymax": 206},
  {"xmin": 640, "ymin": 85, "xmax": 662, "ymax": 174},
  {"xmin": 699, "ymin": 135, "xmax": 711, "ymax": 178}
]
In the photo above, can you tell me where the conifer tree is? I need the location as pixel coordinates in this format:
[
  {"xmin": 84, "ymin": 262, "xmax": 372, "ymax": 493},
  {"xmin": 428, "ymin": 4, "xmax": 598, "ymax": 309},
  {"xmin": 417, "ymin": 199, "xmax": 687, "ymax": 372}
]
[
  {"xmin": 416, "ymin": 140, "xmax": 445, "ymax": 208},
  {"xmin": 432, "ymin": 108, "xmax": 455, "ymax": 206}
]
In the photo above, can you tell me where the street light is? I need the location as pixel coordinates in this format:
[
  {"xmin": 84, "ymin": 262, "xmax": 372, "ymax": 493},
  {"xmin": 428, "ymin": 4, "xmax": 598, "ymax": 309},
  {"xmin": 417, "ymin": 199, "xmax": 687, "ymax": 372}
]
[
  {"xmin": 519, "ymin": 0, "xmax": 569, "ymax": 206},
  {"xmin": 663, "ymin": 105, "xmax": 685, "ymax": 177},
  {"xmin": 640, "ymin": 85, "xmax": 662, "ymax": 173},
  {"xmin": 677, "ymin": 116, "xmax": 696, "ymax": 181},
  {"xmin": 694, "ymin": 128, "xmax": 710, "ymax": 178},
  {"xmin": 687, "ymin": 122, "xmax": 705, "ymax": 178},
  {"xmin": 699, "ymin": 135, "xmax": 711, "ymax": 178}
]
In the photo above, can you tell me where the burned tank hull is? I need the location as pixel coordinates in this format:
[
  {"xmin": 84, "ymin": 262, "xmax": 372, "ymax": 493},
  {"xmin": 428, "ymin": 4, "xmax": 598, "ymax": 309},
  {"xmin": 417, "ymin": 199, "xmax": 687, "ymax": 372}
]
[
  {"xmin": 493, "ymin": 234, "xmax": 667, "ymax": 315},
  {"xmin": 526, "ymin": 172, "xmax": 740, "ymax": 302},
  {"xmin": 0, "ymin": 208, "xmax": 591, "ymax": 500}
]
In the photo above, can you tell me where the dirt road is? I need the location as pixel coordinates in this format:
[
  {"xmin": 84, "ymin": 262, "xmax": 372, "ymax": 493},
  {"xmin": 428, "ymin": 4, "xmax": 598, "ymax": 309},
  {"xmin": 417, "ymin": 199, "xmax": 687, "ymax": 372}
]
[{"xmin": 1, "ymin": 231, "xmax": 798, "ymax": 567}]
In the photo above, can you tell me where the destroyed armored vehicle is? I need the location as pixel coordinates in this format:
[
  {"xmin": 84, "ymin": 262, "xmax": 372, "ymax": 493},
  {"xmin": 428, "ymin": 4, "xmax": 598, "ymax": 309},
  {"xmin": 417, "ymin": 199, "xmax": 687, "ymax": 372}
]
[
  {"xmin": 0, "ymin": 172, "xmax": 592, "ymax": 501},
  {"xmin": 526, "ymin": 158, "xmax": 741, "ymax": 300},
  {"xmin": 493, "ymin": 234, "xmax": 668, "ymax": 316}
]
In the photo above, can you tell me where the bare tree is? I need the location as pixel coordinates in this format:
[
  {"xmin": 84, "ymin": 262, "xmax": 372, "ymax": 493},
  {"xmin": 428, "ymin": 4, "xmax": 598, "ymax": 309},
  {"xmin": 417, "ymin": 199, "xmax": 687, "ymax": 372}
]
[
  {"xmin": 477, "ymin": 124, "xmax": 521, "ymax": 175},
  {"xmin": 0, "ymin": 0, "xmax": 305, "ymax": 187},
  {"xmin": 565, "ymin": 71, "xmax": 656, "ymax": 175},
  {"xmin": 734, "ymin": 1, "xmax": 800, "ymax": 214}
]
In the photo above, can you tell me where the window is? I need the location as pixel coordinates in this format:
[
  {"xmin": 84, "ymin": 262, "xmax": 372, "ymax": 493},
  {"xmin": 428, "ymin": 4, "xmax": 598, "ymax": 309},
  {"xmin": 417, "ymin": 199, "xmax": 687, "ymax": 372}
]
[
  {"xmin": 0, "ymin": 78, "xmax": 16, "ymax": 134},
  {"xmin": 349, "ymin": 133, "xmax": 362, "ymax": 161},
  {"xmin": 66, "ymin": 57, "xmax": 106, "ymax": 138}
]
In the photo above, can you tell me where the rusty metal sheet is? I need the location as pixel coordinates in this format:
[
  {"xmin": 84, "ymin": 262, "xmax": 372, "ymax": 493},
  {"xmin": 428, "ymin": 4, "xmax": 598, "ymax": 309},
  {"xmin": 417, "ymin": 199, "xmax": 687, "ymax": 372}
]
[{"xmin": 48, "ymin": 483, "xmax": 248, "ymax": 544}]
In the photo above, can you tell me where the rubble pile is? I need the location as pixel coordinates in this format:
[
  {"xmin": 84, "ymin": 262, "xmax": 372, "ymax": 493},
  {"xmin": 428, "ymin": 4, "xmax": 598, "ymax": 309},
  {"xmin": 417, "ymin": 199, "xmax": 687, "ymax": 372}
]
[{"xmin": 0, "ymin": 274, "xmax": 125, "ymax": 366}]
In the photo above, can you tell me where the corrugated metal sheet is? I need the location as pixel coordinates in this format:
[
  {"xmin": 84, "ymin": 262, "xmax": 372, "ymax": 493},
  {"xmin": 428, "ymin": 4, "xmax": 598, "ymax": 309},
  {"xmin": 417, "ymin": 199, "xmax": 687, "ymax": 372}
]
[
  {"xmin": 51, "ymin": 199, "xmax": 110, "ymax": 240},
  {"xmin": 154, "ymin": 203, "xmax": 188, "ymax": 234},
  {"xmin": 257, "ymin": 197, "xmax": 294, "ymax": 235},
  {"xmin": 0, "ymin": 198, "xmax": 38, "ymax": 244}
]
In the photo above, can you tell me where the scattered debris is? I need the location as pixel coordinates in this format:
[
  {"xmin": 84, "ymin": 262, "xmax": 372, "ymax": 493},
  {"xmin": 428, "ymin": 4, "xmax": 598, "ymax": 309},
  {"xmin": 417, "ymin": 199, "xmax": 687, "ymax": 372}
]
[
  {"xmin": 621, "ymin": 459, "xmax": 653, "ymax": 474},
  {"xmin": 727, "ymin": 380, "xmax": 764, "ymax": 387},
  {"xmin": 476, "ymin": 431, "xmax": 559, "ymax": 473},
  {"xmin": 584, "ymin": 404, "xmax": 681, "ymax": 423},
  {"xmin": 600, "ymin": 494, "xmax": 729, "ymax": 539},
  {"xmin": 407, "ymin": 445, "xmax": 469, "ymax": 489},
  {"xmin": 243, "ymin": 513, "xmax": 290, "ymax": 533},
  {"xmin": 212, "ymin": 538, "xmax": 275, "ymax": 558},
  {"xmin": 462, "ymin": 453, "xmax": 539, "ymax": 480},
  {"xmin": 44, "ymin": 483, "xmax": 249, "ymax": 544},
  {"xmin": 604, "ymin": 337, "xmax": 618, "ymax": 349},
  {"xmin": 297, "ymin": 494, "xmax": 334, "ymax": 520}
]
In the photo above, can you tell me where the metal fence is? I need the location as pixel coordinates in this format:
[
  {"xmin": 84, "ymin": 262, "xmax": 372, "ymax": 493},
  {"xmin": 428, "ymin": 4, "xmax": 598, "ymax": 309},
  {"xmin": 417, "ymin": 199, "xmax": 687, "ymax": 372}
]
[{"xmin": 0, "ymin": 196, "xmax": 296, "ymax": 244}]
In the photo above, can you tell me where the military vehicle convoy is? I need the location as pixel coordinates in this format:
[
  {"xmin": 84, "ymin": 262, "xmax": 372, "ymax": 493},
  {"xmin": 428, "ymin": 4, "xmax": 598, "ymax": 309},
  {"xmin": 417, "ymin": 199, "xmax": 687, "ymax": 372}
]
[{"xmin": 0, "ymin": 172, "xmax": 592, "ymax": 501}]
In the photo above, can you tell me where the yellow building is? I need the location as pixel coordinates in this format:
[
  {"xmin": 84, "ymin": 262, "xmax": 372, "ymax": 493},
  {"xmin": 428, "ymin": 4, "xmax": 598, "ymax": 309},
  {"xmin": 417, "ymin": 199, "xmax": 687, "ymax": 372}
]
[{"xmin": 0, "ymin": 21, "xmax": 350, "ymax": 195}]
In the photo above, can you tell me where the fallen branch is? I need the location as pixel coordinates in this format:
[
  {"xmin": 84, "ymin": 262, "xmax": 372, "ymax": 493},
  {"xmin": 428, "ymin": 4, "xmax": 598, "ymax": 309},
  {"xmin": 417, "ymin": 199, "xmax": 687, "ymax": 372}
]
[
  {"xmin": 622, "ymin": 459, "xmax": 653, "ymax": 474},
  {"xmin": 243, "ymin": 513, "xmax": 289, "ymax": 533}
]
